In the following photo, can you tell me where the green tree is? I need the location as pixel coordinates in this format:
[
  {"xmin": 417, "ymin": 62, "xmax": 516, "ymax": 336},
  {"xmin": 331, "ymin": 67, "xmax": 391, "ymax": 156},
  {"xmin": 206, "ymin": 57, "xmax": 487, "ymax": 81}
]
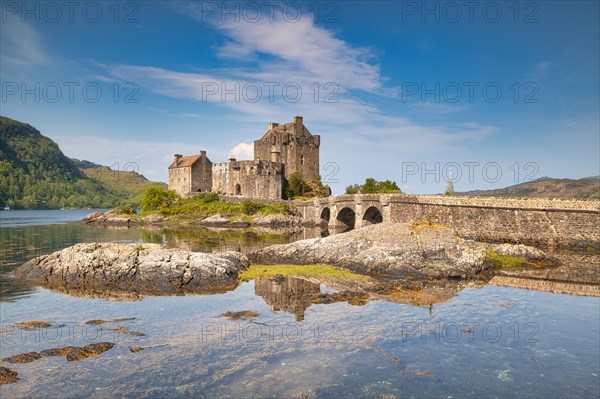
[
  {"xmin": 345, "ymin": 184, "xmax": 361, "ymax": 194},
  {"xmin": 141, "ymin": 187, "xmax": 179, "ymax": 212},
  {"xmin": 284, "ymin": 172, "xmax": 329, "ymax": 199},
  {"xmin": 345, "ymin": 178, "xmax": 403, "ymax": 194}
]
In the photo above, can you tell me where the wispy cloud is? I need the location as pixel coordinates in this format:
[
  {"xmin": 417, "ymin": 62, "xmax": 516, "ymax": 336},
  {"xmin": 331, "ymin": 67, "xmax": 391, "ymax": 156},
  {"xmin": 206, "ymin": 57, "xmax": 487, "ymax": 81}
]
[
  {"xmin": 100, "ymin": 7, "xmax": 498, "ymax": 185},
  {"xmin": 0, "ymin": 14, "xmax": 49, "ymax": 74}
]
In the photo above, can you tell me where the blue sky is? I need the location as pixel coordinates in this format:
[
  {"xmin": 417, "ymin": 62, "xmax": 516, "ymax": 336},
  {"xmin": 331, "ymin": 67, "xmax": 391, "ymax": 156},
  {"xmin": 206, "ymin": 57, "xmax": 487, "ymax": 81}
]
[{"xmin": 1, "ymin": 0, "xmax": 598, "ymax": 194}]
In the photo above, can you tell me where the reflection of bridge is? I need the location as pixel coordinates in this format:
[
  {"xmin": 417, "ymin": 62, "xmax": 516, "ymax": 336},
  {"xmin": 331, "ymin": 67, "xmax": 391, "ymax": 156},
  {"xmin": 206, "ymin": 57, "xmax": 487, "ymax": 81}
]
[{"xmin": 293, "ymin": 194, "xmax": 600, "ymax": 246}]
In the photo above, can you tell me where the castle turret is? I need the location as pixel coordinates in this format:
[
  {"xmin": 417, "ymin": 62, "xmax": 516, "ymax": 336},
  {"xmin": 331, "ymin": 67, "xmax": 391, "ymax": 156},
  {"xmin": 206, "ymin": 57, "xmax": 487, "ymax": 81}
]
[{"xmin": 270, "ymin": 146, "xmax": 281, "ymax": 163}]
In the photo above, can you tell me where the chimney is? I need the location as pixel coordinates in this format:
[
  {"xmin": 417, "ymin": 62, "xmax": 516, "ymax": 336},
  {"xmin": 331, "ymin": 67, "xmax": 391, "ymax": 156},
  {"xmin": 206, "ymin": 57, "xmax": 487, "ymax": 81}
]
[
  {"xmin": 294, "ymin": 116, "xmax": 303, "ymax": 125},
  {"xmin": 174, "ymin": 154, "xmax": 182, "ymax": 165},
  {"xmin": 200, "ymin": 150, "xmax": 206, "ymax": 156},
  {"xmin": 268, "ymin": 122, "xmax": 279, "ymax": 130}
]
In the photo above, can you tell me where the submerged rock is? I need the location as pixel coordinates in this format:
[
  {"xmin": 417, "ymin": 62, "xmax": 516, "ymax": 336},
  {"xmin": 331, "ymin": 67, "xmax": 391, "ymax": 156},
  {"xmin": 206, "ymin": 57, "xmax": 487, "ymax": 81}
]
[
  {"xmin": 221, "ymin": 310, "xmax": 260, "ymax": 320},
  {"xmin": 11, "ymin": 321, "xmax": 54, "ymax": 330},
  {"xmin": 66, "ymin": 342, "xmax": 115, "ymax": 361},
  {"xmin": 3, "ymin": 352, "xmax": 42, "ymax": 363},
  {"xmin": 15, "ymin": 243, "xmax": 249, "ymax": 295},
  {"xmin": 250, "ymin": 223, "xmax": 549, "ymax": 280},
  {"xmin": 0, "ymin": 366, "xmax": 19, "ymax": 384}
]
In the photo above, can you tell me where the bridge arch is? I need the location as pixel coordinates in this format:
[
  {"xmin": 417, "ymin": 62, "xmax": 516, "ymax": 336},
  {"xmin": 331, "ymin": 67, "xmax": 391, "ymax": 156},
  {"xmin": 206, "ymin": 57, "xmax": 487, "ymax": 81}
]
[
  {"xmin": 320, "ymin": 207, "xmax": 330, "ymax": 225},
  {"xmin": 362, "ymin": 206, "xmax": 383, "ymax": 226},
  {"xmin": 336, "ymin": 207, "xmax": 356, "ymax": 231}
]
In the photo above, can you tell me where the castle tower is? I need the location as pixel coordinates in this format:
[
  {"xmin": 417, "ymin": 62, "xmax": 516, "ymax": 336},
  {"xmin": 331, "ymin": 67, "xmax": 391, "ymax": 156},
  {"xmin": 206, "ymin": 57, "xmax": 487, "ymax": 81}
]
[{"xmin": 253, "ymin": 116, "xmax": 320, "ymax": 181}]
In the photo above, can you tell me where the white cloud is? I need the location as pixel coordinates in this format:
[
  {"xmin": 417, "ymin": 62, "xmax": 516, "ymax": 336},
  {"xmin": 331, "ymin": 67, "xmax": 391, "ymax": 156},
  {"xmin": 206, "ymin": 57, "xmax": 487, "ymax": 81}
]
[{"xmin": 228, "ymin": 142, "xmax": 254, "ymax": 160}]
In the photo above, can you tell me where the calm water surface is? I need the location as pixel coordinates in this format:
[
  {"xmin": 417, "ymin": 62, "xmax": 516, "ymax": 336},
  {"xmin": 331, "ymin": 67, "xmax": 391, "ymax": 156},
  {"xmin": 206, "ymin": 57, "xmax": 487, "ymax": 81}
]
[{"xmin": 0, "ymin": 211, "xmax": 598, "ymax": 398}]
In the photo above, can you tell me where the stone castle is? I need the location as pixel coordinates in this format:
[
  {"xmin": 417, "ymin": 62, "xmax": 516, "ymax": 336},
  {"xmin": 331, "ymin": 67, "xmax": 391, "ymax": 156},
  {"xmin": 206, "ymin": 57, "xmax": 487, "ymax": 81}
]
[{"xmin": 168, "ymin": 116, "xmax": 320, "ymax": 200}]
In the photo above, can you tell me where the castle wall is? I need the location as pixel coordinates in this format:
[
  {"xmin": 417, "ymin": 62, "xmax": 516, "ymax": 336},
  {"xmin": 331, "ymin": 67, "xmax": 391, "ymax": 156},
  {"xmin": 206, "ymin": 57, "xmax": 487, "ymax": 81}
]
[
  {"xmin": 168, "ymin": 167, "xmax": 192, "ymax": 197},
  {"xmin": 191, "ymin": 157, "xmax": 213, "ymax": 193},
  {"xmin": 212, "ymin": 160, "xmax": 283, "ymax": 200}
]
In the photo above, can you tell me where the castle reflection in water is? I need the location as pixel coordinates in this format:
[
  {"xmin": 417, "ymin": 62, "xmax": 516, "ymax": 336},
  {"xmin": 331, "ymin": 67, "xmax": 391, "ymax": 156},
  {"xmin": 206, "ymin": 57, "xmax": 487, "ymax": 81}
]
[{"xmin": 254, "ymin": 276, "xmax": 321, "ymax": 321}]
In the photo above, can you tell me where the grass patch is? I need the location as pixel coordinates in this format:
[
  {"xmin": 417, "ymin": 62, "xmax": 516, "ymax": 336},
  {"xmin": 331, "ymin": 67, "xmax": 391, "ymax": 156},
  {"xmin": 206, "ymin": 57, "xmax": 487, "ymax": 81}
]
[
  {"xmin": 239, "ymin": 264, "xmax": 372, "ymax": 282},
  {"xmin": 145, "ymin": 194, "xmax": 292, "ymax": 218},
  {"xmin": 485, "ymin": 249, "xmax": 528, "ymax": 269}
]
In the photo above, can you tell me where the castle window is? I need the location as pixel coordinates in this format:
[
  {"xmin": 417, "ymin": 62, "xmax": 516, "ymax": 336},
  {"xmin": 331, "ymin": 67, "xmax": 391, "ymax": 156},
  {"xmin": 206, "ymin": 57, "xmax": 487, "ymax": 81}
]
[{"xmin": 300, "ymin": 155, "xmax": 304, "ymax": 166}]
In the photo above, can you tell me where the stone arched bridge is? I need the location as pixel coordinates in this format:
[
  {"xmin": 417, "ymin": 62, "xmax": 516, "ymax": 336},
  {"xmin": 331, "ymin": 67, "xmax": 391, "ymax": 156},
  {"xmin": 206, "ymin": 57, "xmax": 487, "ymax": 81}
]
[{"xmin": 292, "ymin": 194, "xmax": 600, "ymax": 247}]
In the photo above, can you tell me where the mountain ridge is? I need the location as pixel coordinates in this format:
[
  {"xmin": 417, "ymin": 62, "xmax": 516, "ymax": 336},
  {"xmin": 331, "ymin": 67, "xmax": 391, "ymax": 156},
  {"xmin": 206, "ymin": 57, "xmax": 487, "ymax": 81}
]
[{"xmin": 457, "ymin": 176, "xmax": 600, "ymax": 199}]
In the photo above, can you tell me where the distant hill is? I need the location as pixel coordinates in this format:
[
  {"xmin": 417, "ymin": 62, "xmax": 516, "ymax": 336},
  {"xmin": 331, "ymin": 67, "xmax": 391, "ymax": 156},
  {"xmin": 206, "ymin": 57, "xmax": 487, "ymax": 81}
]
[
  {"xmin": 79, "ymin": 165, "xmax": 166, "ymax": 207},
  {"xmin": 458, "ymin": 177, "xmax": 600, "ymax": 199},
  {"xmin": 0, "ymin": 116, "xmax": 165, "ymax": 209},
  {"xmin": 71, "ymin": 158, "xmax": 102, "ymax": 169}
]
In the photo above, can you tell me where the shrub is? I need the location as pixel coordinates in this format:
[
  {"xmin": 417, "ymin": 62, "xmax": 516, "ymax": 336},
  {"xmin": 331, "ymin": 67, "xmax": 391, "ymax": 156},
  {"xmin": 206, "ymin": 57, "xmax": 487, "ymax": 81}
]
[
  {"xmin": 141, "ymin": 186, "xmax": 179, "ymax": 212},
  {"xmin": 114, "ymin": 205, "xmax": 136, "ymax": 215},
  {"xmin": 241, "ymin": 200, "xmax": 259, "ymax": 215}
]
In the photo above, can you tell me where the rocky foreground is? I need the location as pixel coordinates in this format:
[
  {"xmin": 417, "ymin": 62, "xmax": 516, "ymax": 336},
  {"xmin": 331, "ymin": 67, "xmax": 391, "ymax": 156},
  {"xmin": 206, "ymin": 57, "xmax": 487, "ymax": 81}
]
[
  {"xmin": 250, "ymin": 222, "xmax": 550, "ymax": 279},
  {"xmin": 15, "ymin": 243, "xmax": 249, "ymax": 295},
  {"xmin": 15, "ymin": 223, "xmax": 555, "ymax": 297}
]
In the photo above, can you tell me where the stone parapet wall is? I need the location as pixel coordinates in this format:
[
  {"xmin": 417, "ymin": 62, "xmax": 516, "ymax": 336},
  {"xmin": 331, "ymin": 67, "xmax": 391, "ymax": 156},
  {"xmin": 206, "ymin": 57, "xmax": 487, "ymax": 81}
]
[
  {"xmin": 294, "ymin": 194, "xmax": 600, "ymax": 248},
  {"xmin": 402, "ymin": 195, "xmax": 600, "ymax": 211}
]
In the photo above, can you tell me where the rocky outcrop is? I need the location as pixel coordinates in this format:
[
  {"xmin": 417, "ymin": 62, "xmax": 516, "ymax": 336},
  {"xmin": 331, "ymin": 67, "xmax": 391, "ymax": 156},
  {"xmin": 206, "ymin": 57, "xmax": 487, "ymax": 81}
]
[
  {"xmin": 83, "ymin": 211, "xmax": 169, "ymax": 226},
  {"xmin": 252, "ymin": 215, "xmax": 303, "ymax": 227},
  {"xmin": 250, "ymin": 222, "xmax": 550, "ymax": 280},
  {"xmin": 197, "ymin": 215, "xmax": 250, "ymax": 227},
  {"xmin": 15, "ymin": 243, "xmax": 249, "ymax": 295},
  {"xmin": 195, "ymin": 214, "xmax": 302, "ymax": 228}
]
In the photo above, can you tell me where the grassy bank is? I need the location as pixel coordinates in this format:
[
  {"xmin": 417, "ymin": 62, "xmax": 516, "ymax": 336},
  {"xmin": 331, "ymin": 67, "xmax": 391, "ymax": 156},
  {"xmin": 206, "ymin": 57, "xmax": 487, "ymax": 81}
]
[{"xmin": 136, "ymin": 192, "xmax": 292, "ymax": 220}]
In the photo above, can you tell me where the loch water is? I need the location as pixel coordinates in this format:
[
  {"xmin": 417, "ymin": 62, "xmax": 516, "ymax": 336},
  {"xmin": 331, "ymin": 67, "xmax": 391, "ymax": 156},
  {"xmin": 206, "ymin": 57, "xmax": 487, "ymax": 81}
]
[{"xmin": 0, "ymin": 210, "xmax": 598, "ymax": 398}]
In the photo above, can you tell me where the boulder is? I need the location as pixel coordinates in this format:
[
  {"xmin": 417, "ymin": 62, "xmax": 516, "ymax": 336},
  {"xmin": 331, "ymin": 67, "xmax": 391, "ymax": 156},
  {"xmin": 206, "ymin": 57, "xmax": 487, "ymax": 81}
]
[
  {"xmin": 252, "ymin": 215, "xmax": 302, "ymax": 226},
  {"xmin": 491, "ymin": 243, "xmax": 548, "ymax": 261},
  {"xmin": 15, "ymin": 243, "xmax": 249, "ymax": 295},
  {"xmin": 142, "ymin": 214, "xmax": 169, "ymax": 223},
  {"xmin": 197, "ymin": 215, "xmax": 250, "ymax": 227},
  {"xmin": 250, "ymin": 222, "xmax": 495, "ymax": 279},
  {"xmin": 83, "ymin": 211, "xmax": 104, "ymax": 224}
]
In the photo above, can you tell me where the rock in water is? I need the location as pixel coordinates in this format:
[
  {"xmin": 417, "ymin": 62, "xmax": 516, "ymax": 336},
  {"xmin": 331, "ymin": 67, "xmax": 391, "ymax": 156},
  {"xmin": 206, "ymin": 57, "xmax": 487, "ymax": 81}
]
[
  {"xmin": 250, "ymin": 222, "xmax": 492, "ymax": 279},
  {"xmin": 15, "ymin": 243, "xmax": 249, "ymax": 295},
  {"xmin": 0, "ymin": 367, "xmax": 19, "ymax": 384}
]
